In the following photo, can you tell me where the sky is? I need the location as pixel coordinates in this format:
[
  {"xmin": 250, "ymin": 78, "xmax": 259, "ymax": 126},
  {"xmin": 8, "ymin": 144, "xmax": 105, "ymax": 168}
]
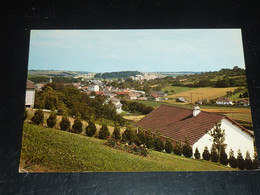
[{"xmin": 28, "ymin": 29, "xmax": 246, "ymax": 73}]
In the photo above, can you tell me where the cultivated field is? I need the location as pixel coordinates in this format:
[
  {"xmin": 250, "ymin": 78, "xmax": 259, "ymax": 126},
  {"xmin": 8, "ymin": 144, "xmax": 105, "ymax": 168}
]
[{"xmin": 167, "ymin": 87, "xmax": 238, "ymax": 103}]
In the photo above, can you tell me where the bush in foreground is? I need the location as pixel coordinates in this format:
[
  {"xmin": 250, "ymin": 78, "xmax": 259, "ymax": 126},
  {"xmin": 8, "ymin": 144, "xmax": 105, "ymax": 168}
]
[
  {"xmin": 237, "ymin": 150, "xmax": 245, "ymax": 170},
  {"xmin": 165, "ymin": 139, "xmax": 173, "ymax": 154},
  {"xmin": 219, "ymin": 147, "xmax": 228, "ymax": 165},
  {"xmin": 173, "ymin": 141, "xmax": 182, "ymax": 156},
  {"xmin": 202, "ymin": 146, "xmax": 210, "ymax": 161},
  {"xmin": 86, "ymin": 121, "xmax": 97, "ymax": 137},
  {"xmin": 98, "ymin": 124, "xmax": 110, "ymax": 139},
  {"xmin": 121, "ymin": 127, "xmax": 135, "ymax": 144},
  {"xmin": 112, "ymin": 126, "xmax": 121, "ymax": 141},
  {"xmin": 71, "ymin": 118, "xmax": 83, "ymax": 134},
  {"xmin": 182, "ymin": 138, "xmax": 192, "ymax": 158},
  {"xmin": 59, "ymin": 116, "xmax": 70, "ymax": 131},
  {"xmin": 244, "ymin": 151, "xmax": 253, "ymax": 170},
  {"xmin": 228, "ymin": 149, "xmax": 237, "ymax": 168},
  {"xmin": 154, "ymin": 136, "xmax": 165, "ymax": 152},
  {"xmin": 210, "ymin": 146, "xmax": 219, "ymax": 163},
  {"xmin": 31, "ymin": 109, "xmax": 44, "ymax": 125},
  {"xmin": 194, "ymin": 147, "xmax": 201, "ymax": 159},
  {"xmin": 47, "ymin": 112, "xmax": 57, "ymax": 128}
]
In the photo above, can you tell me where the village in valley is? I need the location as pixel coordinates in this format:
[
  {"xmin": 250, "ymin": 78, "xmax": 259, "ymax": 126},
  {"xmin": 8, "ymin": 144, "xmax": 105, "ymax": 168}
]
[{"xmin": 21, "ymin": 66, "xmax": 258, "ymax": 172}]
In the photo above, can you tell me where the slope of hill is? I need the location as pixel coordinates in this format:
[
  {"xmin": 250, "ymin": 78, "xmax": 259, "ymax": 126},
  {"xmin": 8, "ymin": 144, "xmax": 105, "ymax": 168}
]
[{"xmin": 19, "ymin": 123, "xmax": 235, "ymax": 172}]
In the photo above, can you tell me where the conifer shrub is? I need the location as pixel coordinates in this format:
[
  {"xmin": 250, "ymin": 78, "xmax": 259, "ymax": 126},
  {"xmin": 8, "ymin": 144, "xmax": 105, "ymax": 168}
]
[
  {"xmin": 145, "ymin": 131, "xmax": 154, "ymax": 149},
  {"xmin": 173, "ymin": 141, "xmax": 182, "ymax": 156},
  {"xmin": 194, "ymin": 147, "xmax": 201, "ymax": 159},
  {"xmin": 112, "ymin": 126, "xmax": 121, "ymax": 141},
  {"xmin": 219, "ymin": 147, "xmax": 228, "ymax": 165},
  {"xmin": 237, "ymin": 149, "xmax": 245, "ymax": 170},
  {"xmin": 71, "ymin": 118, "xmax": 83, "ymax": 134},
  {"xmin": 86, "ymin": 121, "xmax": 97, "ymax": 137},
  {"xmin": 136, "ymin": 130, "xmax": 146, "ymax": 146},
  {"xmin": 244, "ymin": 151, "xmax": 253, "ymax": 170},
  {"xmin": 154, "ymin": 136, "xmax": 165, "ymax": 152},
  {"xmin": 47, "ymin": 112, "xmax": 57, "ymax": 128},
  {"xmin": 228, "ymin": 149, "xmax": 237, "ymax": 168},
  {"xmin": 210, "ymin": 146, "xmax": 219, "ymax": 163},
  {"xmin": 182, "ymin": 138, "xmax": 192, "ymax": 158},
  {"xmin": 98, "ymin": 124, "xmax": 110, "ymax": 139},
  {"xmin": 202, "ymin": 146, "xmax": 210, "ymax": 161},
  {"xmin": 165, "ymin": 139, "xmax": 173, "ymax": 154},
  {"xmin": 121, "ymin": 127, "xmax": 135, "ymax": 144},
  {"xmin": 253, "ymin": 153, "xmax": 259, "ymax": 169},
  {"xmin": 31, "ymin": 109, "xmax": 44, "ymax": 125},
  {"xmin": 59, "ymin": 116, "xmax": 70, "ymax": 131}
]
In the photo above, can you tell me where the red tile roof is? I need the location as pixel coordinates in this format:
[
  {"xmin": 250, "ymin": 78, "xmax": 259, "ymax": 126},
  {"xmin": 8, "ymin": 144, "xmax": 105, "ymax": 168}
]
[
  {"xmin": 135, "ymin": 105, "xmax": 253, "ymax": 145},
  {"xmin": 26, "ymin": 80, "xmax": 36, "ymax": 89}
]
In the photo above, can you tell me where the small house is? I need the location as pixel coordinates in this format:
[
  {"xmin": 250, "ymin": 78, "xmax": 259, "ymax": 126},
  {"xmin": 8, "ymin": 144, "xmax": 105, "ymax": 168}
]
[
  {"xmin": 176, "ymin": 97, "xmax": 187, "ymax": 103},
  {"xmin": 25, "ymin": 80, "xmax": 36, "ymax": 108},
  {"xmin": 216, "ymin": 97, "xmax": 233, "ymax": 105}
]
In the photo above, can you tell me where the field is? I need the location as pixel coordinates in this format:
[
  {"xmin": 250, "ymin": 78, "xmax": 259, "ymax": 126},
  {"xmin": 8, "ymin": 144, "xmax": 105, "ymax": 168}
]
[
  {"xmin": 19, "ymin": 123, "xmax": 235, "ymax": 172},
  {"xmin": 166, "ymin": 87, "xmax": 238, "ymax": 103}
]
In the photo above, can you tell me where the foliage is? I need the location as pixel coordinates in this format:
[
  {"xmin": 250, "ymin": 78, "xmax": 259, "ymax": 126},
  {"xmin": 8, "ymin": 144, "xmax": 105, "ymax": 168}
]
[
  {"xmin": 202, "ymin": 146, "xmax": 211, "ymax": 161},
  {"xmin": 71, "ymin": 118, "xmax": 83, "ymax": 134},
  {"xmin": 237, "ymin": 149, "xmax": 245, "ymax": 170},
  {"xmin": 121, "ymin": 127, "xmax": 135, "ymax": 144},
  {"xmin": 145, "ymin": 131, "xmax": 154, "ymax": 149},
  {"xmin": 219, "ymin": 147, "xmax": 228, "ymax": 165},
  {"xmin": 98, "ymin": 124, "xmax": 110, "ymax": 139},
  {"xmin": 121, "ymin": 99, "xmax": 154, "ymax": 115},
  {"xmin": 182, "ymin": 138, "xmax": 193, "ymax": 158},
  {"xmin": 228, "ymin": 149, "xmax": 237, "ymax": 168},
  {"xmin": 31, "ymin": 109, "xmax": 44, "ymax": 125},
  {"xmin": 165, "ymin": 138, "xmax": 174, "ymax": 154},
  {"xmin": 94, "ymin": 71, "xmax": 142, "ymax": 79},
  {"xmin": 59, "ymin": 116, "xmax": 70, "ymax": 131},
  {"xmin": 47, "ymin": 112, "xmax": 57, "ymax": 128},
  {"xmin": 208, "ymin": 122, "xmax": 226, "ymax": 156},
  {"xmin": 154, "ymin": 136, "xmax": 165, "ymax": 152},
  {"xmin": 210, "ymin": 146, "xmax": 219, "ymax": 163},
  {"xmin": 85, "ymin": 121, "xmax": 97, "ymax": 137},
  {"xmin": 112, "ymin": 126, "xmax": 121, "ymax": 141},
  {"xmin": 35, "ymin": 86, "xmax": 59, "ymax": 110},
  {"xmin": 136, "ymin": 130, "xmax": 146, "ymax": 146},
  {"xmin": 194, "ymin": 147, "xmax": 201, "ymax": 159},
  {"xmin": 253, "ymin": 153, "xmax": 259, "ymax": 169},
  {"xmin": 24, "ymin": 107, "xmax": 28, "ymax": 121},
  {"xmin": 173, "ymin": 141, "xmax": 182, "ymax": 156},
  {"xmin": 244, "ymin": 151, "xmax": 253, "ymax": 170}
]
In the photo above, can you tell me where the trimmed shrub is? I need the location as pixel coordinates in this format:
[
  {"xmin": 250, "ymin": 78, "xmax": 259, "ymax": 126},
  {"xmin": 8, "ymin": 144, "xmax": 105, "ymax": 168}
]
[
  {"xmin": 71, "ymin": 118, "xmax": 83, "ymax": 134},
  {"xmin": 86, "ymin": 121, "xmax": 97, "ymax": 137},
  {"xmin": 244, "ymin": 151, "xmax": 253, "ymax": 170},
  {"xmin": 47, "ymin": 112, "xmax": 57, "ymax": 128},
  {"xmin": 154, "ymin": 136, "xmax": 165, "ymax": 152},
  {"xmin": 219, "ymin": 147, "xmax": 228, "ymax": 165},
  {"xmin": 165, "ymin": 139, "xmax": 173, "ymax": 154},
  {"xmin": 145, "ymin": 131, "xmax": 154, "ymax": 149},
  {"xmin": 229, "ymin": 149, "xmax": 237, "ymax": 168},
  {"xmin": 59, "ymin": 116, "xmax": 70, "ymax": 131},
  {"xmin": 194, "ymin": 147, "xmax": 201, "ymax": 159},
  {"xmin": 210, "ymin": 146, "xmax": 219, "ymax": 163},
  {"xmin": 173, "ymin": 141, "xmax": 182, "ymax": 156},
  {"xmin": 98, "ymin": 124, "xmax": 110, "ymax": 139},
  {"xmin": 182, "ymin": 138, "xmax": 192, "ymax": 158},
  {"xmin": 121, "ymin": 127, "xmax": 135, "ymax": 144},
  {"xmin": 202, "ymin": 146, "xmax": 210, "ymax": 161},
  {"xmin": 253, "ymin": 153, "xmax": 259, "ymax": 169},
  {"xmin": 237, "ymin": 150, "xmax": 245, "ymax": 170},
  {"xmin": 31, "ymin": 109, "xmax": 44, "ymax": 125},
  {"xmin": 112, "ymin": 126, "xmax": 121, "ymax": 141}
]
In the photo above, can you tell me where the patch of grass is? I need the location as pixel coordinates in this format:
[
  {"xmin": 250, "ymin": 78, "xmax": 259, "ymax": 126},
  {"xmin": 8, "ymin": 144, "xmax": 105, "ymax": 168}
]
[
  {"xmin": 162, "ymin": 86, "xmax": 195, "ymax": 95},
  {"xmin": 20, "ymin": 123, "xmax": 235, "ymax": 172}
]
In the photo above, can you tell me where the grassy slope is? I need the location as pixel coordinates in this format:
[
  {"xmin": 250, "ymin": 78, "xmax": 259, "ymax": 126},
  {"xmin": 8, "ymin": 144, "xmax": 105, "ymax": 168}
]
[{"xmin": 20, "ymin": 123, "xmax": 235, "ymax": 172}]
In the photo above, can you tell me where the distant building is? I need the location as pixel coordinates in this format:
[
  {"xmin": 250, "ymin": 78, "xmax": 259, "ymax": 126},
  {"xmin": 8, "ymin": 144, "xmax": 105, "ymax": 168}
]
[
  {"xmin": 216, "ymin": 97, "xmax": 233, "ymax": 105},
  {"xmin": 238, "ymin": 99, "xmax": 250, "ymax": 106},
  {"xmin": 87, "ymin": 85, "xmax": 99, "ymax": 92},
  {"xmin": 176, "ymin": 97, "xmax": 188, "ymax": 103},
  {"xmin": 25, "ymin": 80, "xmax": 36, "ymax": 108}
]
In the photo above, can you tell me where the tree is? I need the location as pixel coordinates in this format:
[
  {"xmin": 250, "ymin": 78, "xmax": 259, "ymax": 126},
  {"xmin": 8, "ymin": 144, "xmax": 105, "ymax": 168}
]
[
  {"xmin": 237, "ymin": 149, "xmax": 245, "ymax": 170},
  {"xmin": 154, "ymin": 136, "xmax": 165, "ymax": 152},
  {"xmin": 165, "ymin": 138, "xmax": 173, "ymax": 154},
  {"xmin": 112, "ymin": 126, "xmax": 121, "ymax": 141},
  {"xmin": 194, "ymin": 147, "xmax": 201, "ymax": 159},
  {"xmin": 85, "ymin": 121, "xmax": 97, "ymax": 137},
  {"xmin": 208, "ymin": 122, "xmax": 226, "ymax": 158},
  {"xmin": 59, "ymin": 116, "xmax": 70, "ymax": 131},
  {"xmin": 182, "ymin": 138, "xmax": 193, "ymax": 158},
  {"xmin": 47, "ymin": 112, "xmax": 57, "ymax": 128},
  {"xmin": 219, "ymin": 147, "xmax": 228, "ymax": 165},
  {"xmin": 244, "ymin": 151, "xmax": 253, "ymax": 170},
  {"xmin": 173, "ymin": 141, "xmax": 182, "ymax": 156},
  {"xmin": 202, "ymin": 146, "xmax": 211, "ymax": 161},
  {"xmin": 31, "ymin": 109, "xmax": 44, "ymax": 125},
  {"xmin": 210, "ymin": 146, "xmax": 219, "ymax": 163},
  {"xmin": 71, "ymin": 118, "xmax": 83, "ymax": 134},
  {"xmin": 98, "ymin": 124, "xmax": 110, "ymax": 139},
  {"xmin": 228, "ymin": 149, "xmax": 237, "ymax": 168}
]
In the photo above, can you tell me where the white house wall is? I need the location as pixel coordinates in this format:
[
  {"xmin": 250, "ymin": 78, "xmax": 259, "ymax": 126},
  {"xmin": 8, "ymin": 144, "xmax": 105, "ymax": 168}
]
[
  {"xmin": 192, "ymin": 118, "xmax": 254, "ymax": 159},
  {"xmin": 25, "ymin": 89, "xmax": 35, "ymax": 108}
]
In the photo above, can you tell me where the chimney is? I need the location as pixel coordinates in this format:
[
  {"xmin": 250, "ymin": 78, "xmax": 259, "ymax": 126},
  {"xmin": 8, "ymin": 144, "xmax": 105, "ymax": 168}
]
[{"xmin": 193, "ymin": 106, "xmax": 201, "ymax": 117}]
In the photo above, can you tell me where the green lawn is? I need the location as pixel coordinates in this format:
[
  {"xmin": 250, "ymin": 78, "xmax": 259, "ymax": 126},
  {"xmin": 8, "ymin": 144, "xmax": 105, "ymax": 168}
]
[
  {"xmin": 161, "ymin": 86, "xmax": 195, "ymax": 95},
  {"xmin": 20, "ymin": 123, "xmax": 235, "ymax": 172}
]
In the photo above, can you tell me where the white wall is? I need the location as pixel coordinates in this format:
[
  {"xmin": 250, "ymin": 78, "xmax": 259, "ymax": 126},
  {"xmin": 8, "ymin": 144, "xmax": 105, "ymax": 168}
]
[
  {"xmin": 192, "ymin": 118, "xmax": 255, "ymax": 159},
  {"xmin": 25, "ymin": 89, "xmax": 35, "ymax": 108}
]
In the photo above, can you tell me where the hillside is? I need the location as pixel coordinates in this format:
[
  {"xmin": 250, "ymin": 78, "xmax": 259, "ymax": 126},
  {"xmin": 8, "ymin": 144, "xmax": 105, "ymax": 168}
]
[
  {"xmin": 19, "ymin": 123, "xmax": 235, "ymax": 172},
  {"xmin": 94, "ymin": 71, "xmax": 142, "ymax": 79}
]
